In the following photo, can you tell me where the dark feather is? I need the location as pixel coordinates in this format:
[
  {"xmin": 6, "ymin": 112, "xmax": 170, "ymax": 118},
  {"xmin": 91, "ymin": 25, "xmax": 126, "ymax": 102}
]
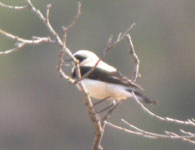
[
  {"xmin": 72, "ymin": 66, "xmax": 143, "ymax": 90},
  {"xmin": 74, "ymin": 55, "xmax": 87, "ymax": 63},
  {"xmin": 126, "ymin": 89, "xmax": 157, "ymax": 104}
]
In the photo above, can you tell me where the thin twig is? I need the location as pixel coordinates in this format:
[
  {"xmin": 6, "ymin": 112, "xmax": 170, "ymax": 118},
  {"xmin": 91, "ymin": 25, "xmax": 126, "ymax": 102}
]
[
  {"xmin": 103, "ymin": 22, "xmax": 136, "ymax": 57},
  {"xmin": 102, "ymin": 101, "xmax": 121, "ymax": 122},
  {"xmin": 105, "ymin": 121, "xmax": 195, "ymax": 144},
  {"xmin": 180, "ymin": 129, "xmax": 195, "ymax": 136},
  {"xmin": 132, "ymin": 92, "xmax": 195, "ymax": 127},
  {"xmin": 0, "ymin": 28, "xmax": 50, "ymax": 43},
  {"xmin": 126, "ymin": 34, "xmax": 140, "ymax": 81},
  {"xmin": 0, "ymin": 2, "xmax": 28, "ymax": 10},
  {"xmin": 62, "ymin": 2, "xmax": 81, "ymax": 32},
  {"xmin": 58, "ymin": 1, "xmax": 82, "ymax": 71},
  {"xmin": 58, "ymin": 69, "xmax": 75, "ymax": 84},
  {"xmin": 0, "ymin": 29, "xmax": 52, "ymax": 55},
  {"xmin": 0, "ymin": 43, "xmax": 26, "ymax": 55},
  {"xmin": 122, "ymin": 119, "xmax": 194, "ymax": 138},
  {"xmin": 105, "ymin": 121, "xmax": 157, "ymax": 138}
]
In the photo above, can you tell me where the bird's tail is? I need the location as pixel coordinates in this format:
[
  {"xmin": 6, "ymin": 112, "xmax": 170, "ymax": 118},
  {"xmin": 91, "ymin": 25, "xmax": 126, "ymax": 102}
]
[{"xmin": 127, "ymin": 89, "xmax": 157, "ymax": 104}]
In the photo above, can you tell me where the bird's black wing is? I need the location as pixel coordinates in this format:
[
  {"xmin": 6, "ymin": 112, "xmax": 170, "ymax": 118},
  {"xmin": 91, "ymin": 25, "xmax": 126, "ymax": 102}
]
[{"xmin": 72, "ymin": 66, "xmax": 143, "ymax": 90}]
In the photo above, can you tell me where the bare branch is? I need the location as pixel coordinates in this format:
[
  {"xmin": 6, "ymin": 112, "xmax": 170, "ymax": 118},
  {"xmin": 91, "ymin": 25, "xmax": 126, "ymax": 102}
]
[
  {"xmin": 132, "ymin": 92, "xmax": 195, "ymax": 127},
  {"xmin": 106, "ymin": 34, "xmax": 114, "ymax": 48},
  {"xmin": 27, "ymin": 0, "xmax": 60, "ymax": 44},
  {"xmin": 26, "ymin": 0, "xmax": 46, "ymax": 22},
  {"xmin": 46, "ymin": 4, "xmax": 52, "ymax": 23},
  {"xmin": 73, "ymin": 62, "xmax": 104, "ymax": 150},
  {"xmin": 105, "ymin": 120, "xmax": 195, "ymax": 144},
  {"xmin": 103, "ymin": 22, "xmax": 136, "ymax": 57},
  {"xmin": 0, "ymin": 28, "xmax": 52, "ymax": 55},
  {"xmin": 27, "ymin": 0, "xmax": 77, "ymax": 64},
  {"xmin": 0, "ymin": 2, "xmax": 28, "ymax": 10},
  {"xmin": 44, "ymin": 3, "xmax": 61, "ymax": 44},
  {"xmin": 58, "ymin": 69, "xmax": 75, "ymax": 84},
  {"xmin": 105, "ymin": 121, "xmax": 157, "ymax": 139},
  {"xmin": 62, "ymin": 1, "xmax": 81, "ymax": 32},
  {"xmin": 126, "ymin": 29, "xmax": 195, "ymax": 128},
  {"xmin": 0, "ymin": 28, "xmax": 34, "ymax": 43},
  {"xmin": 180, "ymin": 129, "xmax": 195, "ymax": 136},
  {"xmin": 103, "ymin": 21, "xmax": 195, "ymax": 145},
  {"xmin": 46, "ymin": 2, "xmax": 104, "ymax": 149},
  {"xmin": 0, "ymin": 43, "xmax": 26, "ymax": 55},
  {"xmin": 57, "ymin": 1, "xmax": 82, "ymax": 72},
  {"xmin": 126, "ymin": 34, "xmax": 140, "ymax": 81}
]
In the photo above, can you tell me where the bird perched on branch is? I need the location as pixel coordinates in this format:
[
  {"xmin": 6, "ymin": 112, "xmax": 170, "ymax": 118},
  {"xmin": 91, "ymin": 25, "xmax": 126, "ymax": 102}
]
[{"xmin": 71, "ymin": 50, "xmax": 156, "ymax": 104}]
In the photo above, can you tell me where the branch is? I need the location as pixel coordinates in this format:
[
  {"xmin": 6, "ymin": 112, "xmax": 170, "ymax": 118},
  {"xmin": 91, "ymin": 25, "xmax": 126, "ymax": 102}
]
[
  {"xmin": 75, "ymin": 65, "xmax": 103, "ymax": 150},
  {"xmin": 62, "ymin": 2, "xmax": 81, "ymax": 32},
  {"xmin": 0, "ymin": 28, "xmax": 52, "ymax": 54},
  {"xmin": 57, "ymin": 1, "xmax": 82, "ymax": 71},
  {"xmin": 103, "ymin": 22, "xmax": 136, "ymax": 57},
  {"xmin": 46, "ymin": 2, "xmax": 103, "ymax": 150},
  {"xmin": 0, "ymin": 2, "xmax": 28, "ymax": 10},
  {"xmin": 27, "ymin": 0, "xmax": 61, "ymax": 45},
  {"xmin": 26, "ymin": 0, "xmax": 74, "ymax": 62},
  {"xmin": 105, "ymin": 120, "xmax": 195, "ymax": 144},
  {"xmin": 126, "ymin": 34, "xmax": 140, "ymax": 82},
  {"xmin": 127, "ymin": 35, "xmax": 194, "ymax": 127},
  {"xmin": 132, "ymin": 92, "xmax": 195, "ymax": 127},
  {"xmin": 27, "ymin": 0, "xmax": 80, "ymax": 65}
]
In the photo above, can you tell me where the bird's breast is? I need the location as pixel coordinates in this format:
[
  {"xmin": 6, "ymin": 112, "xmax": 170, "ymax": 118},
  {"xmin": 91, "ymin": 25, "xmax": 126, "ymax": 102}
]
[{"xmin": 77, "ymin": 79, "xmax": 131, "ymax": 100}]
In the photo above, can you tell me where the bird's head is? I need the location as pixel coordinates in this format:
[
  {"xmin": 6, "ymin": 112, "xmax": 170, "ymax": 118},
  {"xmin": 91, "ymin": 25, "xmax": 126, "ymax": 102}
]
[{"xmin": 73, "ymin": 50, "xmax": 99, "ymax": 67}]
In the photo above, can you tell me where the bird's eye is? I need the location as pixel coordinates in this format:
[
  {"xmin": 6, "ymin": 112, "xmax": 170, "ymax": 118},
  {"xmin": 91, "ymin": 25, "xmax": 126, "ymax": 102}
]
[{"xmin": 74, "ymin": 55, "xmax": 87, "ymax": 63}]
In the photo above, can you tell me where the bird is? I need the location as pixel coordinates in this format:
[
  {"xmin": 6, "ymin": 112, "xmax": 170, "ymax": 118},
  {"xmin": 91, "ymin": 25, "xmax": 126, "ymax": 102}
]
[{"xmin": 71, "ymin": 50, "xmax": 156, "ymax": 104}]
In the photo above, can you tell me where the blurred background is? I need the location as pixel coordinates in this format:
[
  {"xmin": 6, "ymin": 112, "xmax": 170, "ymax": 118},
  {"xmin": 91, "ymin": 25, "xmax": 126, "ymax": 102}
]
[{"xmin": 0, "ymin": 0, "xmax": 195, "ymax": 150}]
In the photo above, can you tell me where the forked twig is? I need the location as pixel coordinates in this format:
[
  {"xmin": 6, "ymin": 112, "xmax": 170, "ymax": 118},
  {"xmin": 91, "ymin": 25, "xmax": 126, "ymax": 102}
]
[{"xmin": 0, "ymin": 28, "xmax": 52, "ymax": 54}]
